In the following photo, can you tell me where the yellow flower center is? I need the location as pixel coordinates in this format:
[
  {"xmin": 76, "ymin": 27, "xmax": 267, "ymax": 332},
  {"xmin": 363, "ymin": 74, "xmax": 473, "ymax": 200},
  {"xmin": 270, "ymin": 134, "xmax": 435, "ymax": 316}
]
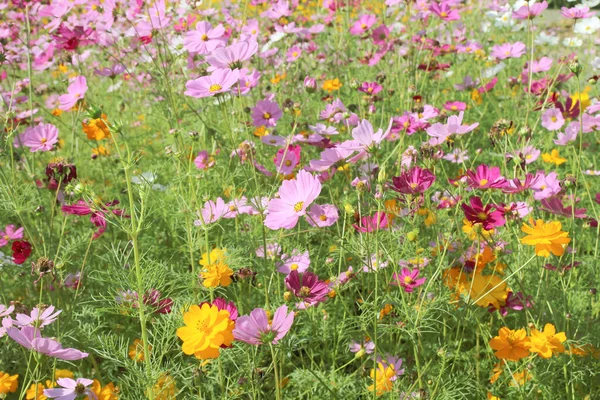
[
  {"xmin": 201, "ymin": 34, "xmax": 208, "ymax": 41},
  {"xmin": 294, "ymin": 201, "xmax": 304, "ymax": 212},
  {"xmin": 361, "ymin": 23, "xmax": 367, "ymax": 29},
  {"xmin": 290, "ymin": 263, "xmax": 299, "ymax": 270},
  {"xmin": 477, "ymin": 212, "xmax": 488, "ymax": 221},
  {"xmin": 479, "ymin": 179, "xmax": 489, "ymax": 186},
  {"xmin": 285, "ymin": 160, "xmax": 292, "ymax": 167},
  {"xmin": 440, "ymin": 11, "xmax": 448, "ymax": 17},
  {"xmin": 299, "ymin": 286, "xmax": 311, "ymax": 297},
  {"xmin": 263, "ymin": 112, "xmax": 271, "ymax": 119},
  {"xmin": 40, "ymin": 138, "xmax": 47, "ymax": 144},
  {"xmin": 319, "ymin": 214, "xmax": 327, "ymax": 221},
  {"xmin": 292, "ymin": 51, "xmax": 298, "ymax": 57},
  {"xmin": 208, "ymin": 84, "xmax": 222, "ymax": 93},
  {"xmin": 403, "ymin": 276, "xmax": 414, "ymax": 284}
]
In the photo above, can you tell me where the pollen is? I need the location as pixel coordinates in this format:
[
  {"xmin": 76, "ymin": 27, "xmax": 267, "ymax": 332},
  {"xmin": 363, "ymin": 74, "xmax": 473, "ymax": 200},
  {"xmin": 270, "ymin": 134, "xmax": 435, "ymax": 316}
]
[{"xmin": 293, "ymin": 201, "xmax": 304, "ymax": 212}]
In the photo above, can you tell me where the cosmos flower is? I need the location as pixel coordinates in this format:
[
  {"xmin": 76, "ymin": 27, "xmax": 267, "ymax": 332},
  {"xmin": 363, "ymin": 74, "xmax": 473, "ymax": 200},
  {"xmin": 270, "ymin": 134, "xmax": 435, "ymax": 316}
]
[
  {"xmin": 252, "ymin": 99, "xmax": 282, "ymax": 127},
  {"xmin": 489, "ymin": 327, "xmax": 531, "ymax": 361},
  {"xmin": 390, "ymin": 166, "xmax": 436, "ymax": 195},
  {"xmin": 3, "ymin": 322, "xmax": 88, "ymax": 361},
  {"xmin": 0, "ymin": 225, "xmax": 24, "ymax": 247},
  {"xmin": 58, "ymin": 76, "xmax": 87, "ymax": 111},
  {"xmin": 349, "ymin": 14, "xmax": 377, "ymax": 35},
  {"xmin": 529, "ymin": 323, "xmax": 566, "ymax": 359},
  {"xmin": 44, "ymin": 378, "xmax": 95, "ymax": 400},
  {"xmin": 466, "ymin": 164, "xmax": 507, "ymax": 190},
  {"xmin": 185, "ymin": 69, "xmax": 240, "ymax": 98},
  {"xmin": 176, "ymin": 303, "xmax": 235, "ymax": 359},
  {"xmin": 461, "ymin": 196, "xmax": 505, "ymax": 230},
  {"xmin": 13, "ymin": 123, "xmax": 59, "ymax": 152},
  {"xmin": 233, "ymin": 305, "xmax": 295, "ymax": 345},
  {"xmin": 15, "ymin": 306, "xmax": 61, "ymax": 328},
  {"xmin": 183, "ymin": 22, "xmax": 226, "ymax": 55},
  {"xmin": 264, "ymin": 170, "xmax": 322, "ymax": 230},
  {"xmin": 521, "ymin": 219, "xmax": 571, "ymax": 257},
  {"xmin": 391, "ymin": 268, "xmax": 426, "ymax": 293},
  {"xmin": 490, "ymin": 42, "xmax": 526, "ymax": 59},
  {"xmin": 285, "ymin": 270, "xmax": 329, "ymax": 308}
]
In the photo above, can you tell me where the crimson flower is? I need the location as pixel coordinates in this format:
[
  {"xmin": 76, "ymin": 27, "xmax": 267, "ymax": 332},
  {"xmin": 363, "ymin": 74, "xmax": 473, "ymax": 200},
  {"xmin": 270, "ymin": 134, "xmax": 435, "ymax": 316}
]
[
  {"xmin": 391, "ymin": 166, "xmax": 436, "ymax": 195},
  {"xmin": 461, "ymin": 196, "xmax": 505, "ymax": 230},
  {"xmin": 12, "ymin": 240, "xmax": 32, "ymax": 265}
]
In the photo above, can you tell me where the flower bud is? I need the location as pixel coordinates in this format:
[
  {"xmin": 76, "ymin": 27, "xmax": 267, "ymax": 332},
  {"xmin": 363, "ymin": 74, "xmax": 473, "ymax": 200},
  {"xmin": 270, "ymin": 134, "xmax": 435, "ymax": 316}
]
[
  {"xmin": 303, "ymin": 76, "xmax": 317, "ymax": 93},
  {"xmin": 568, "ymin": 58, "xmax": 583, "ymax": 76}
]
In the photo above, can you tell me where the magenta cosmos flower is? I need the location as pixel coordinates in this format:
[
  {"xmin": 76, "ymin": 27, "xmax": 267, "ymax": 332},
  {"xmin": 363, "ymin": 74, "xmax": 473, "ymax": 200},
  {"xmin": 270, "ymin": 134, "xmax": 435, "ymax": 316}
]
[
  {"xmin": 349, "ymin": 14, "xmax": 377, "ymax": 35},
  {"xmin": 183, "ymin": 22, "xmax": 226, "ymax": 55},
  {"xmin": 185, "ymin": 69, "xmax": 240, "ymax": 98},
  {"xmin": 391, "ymin": 166, "xmax": 436, "ymax": 195},
  {"xmin": 44, "ymin": 378, "xmax": 95, "ymax": 400},
  {"xmin": 14, "ymin": 123, "xmax": 59, "ymax": 152},
  {"xmin": 461, "ymin": 196, "xmax": 505, "ymax": 230},
  {"xmin": 252, "ymin": 99, "xmax": 282, "ymax": 127},
  {"xmin": 466, "ymin": 164, "xmax": 507, "ymax": 190},
  {"xmin": 353, "ymin": 211, "xmax": 389, "ymax": 233},
  {"xmin": 62, "ymin": 200, "xmax": 126, "ymax": 239},
  {"xmin": 285, "ymin": 270, "xmax": 330, "ymax": 308},
  {"xmin": 0, "ymin": 225, "xmax": 24, "ymax": 247},
  {"xmin": 59, "ymin": 76, "xmax": 87, "ymax": 110},
  {"xmin": 391, "ymin": 268, "xmax": 426, "ymax": 293},
  {"xmin": 3, "ymin": 321, "xmax": 88, "ymax": 360},
  {"xmin": 233, "ymin": 304, "xmax": 294, "ymax": 345},
  {"xmin": 490, "ymin": 42, "xmax": 526, "ymax": 60},
  {"xmin": 264, "ymin": 170, "xmax": 322, "ymax": 230}
]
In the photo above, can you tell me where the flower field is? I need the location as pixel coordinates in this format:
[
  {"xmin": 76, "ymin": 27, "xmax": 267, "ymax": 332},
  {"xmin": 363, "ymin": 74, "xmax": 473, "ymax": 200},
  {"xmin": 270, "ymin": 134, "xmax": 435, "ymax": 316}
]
[{"xmin": 2, "ymin": 0, "xmax": 600, "ymax": 398}]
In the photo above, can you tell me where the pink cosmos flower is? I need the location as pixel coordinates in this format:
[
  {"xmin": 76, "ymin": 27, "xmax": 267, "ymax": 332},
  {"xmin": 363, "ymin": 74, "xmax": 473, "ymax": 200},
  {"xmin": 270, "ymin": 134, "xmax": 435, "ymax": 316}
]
[
  {"xmin": 3, "ymin": 321, "xmax": 88, "ymax": 360},
  {"xmin": 58, "ymin": 76, "xmax": 87, "ymax": 110},
  {"xmin": 194, "ymin": 150, "xmax": 215, "ymax": 170},
  {"xmin": 309, "ymin": 146, "xmax": 354, "ymax": 172},
  {"xmin": 285, "ymin": 270, "xmax": 329, "ymax": 308},
  {"xmin": 0, "ymin": 225, "xmax": 24, "ymax": 247},
  {"xmin": 478, "ymin": 77, "xmax": 498, "ymax": 93},
  {"xmin": 233, "ymin": 305, "xmax": 294, "ymax": 345},
  {"xmin": 372, "ymin": 24, "xmax": 389, "ymax": 45},
  {"xmin": 502, "ymin": 173, "xmax": 540, "ymax": 194},
  {"xmin": 13, "ymin": 123, "xmax": 59, "ymax": 152},
  {"xmin": 466, "ymin": 164, "xmax": 507, "ymax": 190},
  {"xmin": 342, "ymin": 118, "xmax": 392, "ymax": 161},
  {"xmin": 391, "ymin": 166, "xmax": 436, "ymax": 195},
  {"xmin": 274, "ymin": 145, "xmax": 301, "ymax": 175},
  {"xmin": 377, "ymin": 354, "xmax": 405, "ymax": 381},
  {"xmin": 0, "ymin": 304, "xmax": 14, "ymax": 338},
  {"xmin": 490, "ymin": 42, "xmax": 526, "ymax": 60},
  {"xmin": 194, "ymin": 198, "xmax": 228, "ymax": 225},
  {"xmin": 306, "ymin": 204, "xmax": 339, "ymax": 227},
  {"xmin": 513, "ymin": 1, "xmax": 547, "ymax": 20},
  {"xmin": 488, "ymin": 291, "xmax": 533, "ymax": 317},
  {"xmin": 444, "ymin": 101, "xmax": 467, "ymax": 112},
  {"xmin": 461, "ymin": 196, "xmax": 505, "ymax": 230},
  {"xmin": 349, "ymin": 14, "xmax": 377, "ymax": 35},
  {"xmin": 264, "ymin": 170, "xmax": 322, "ymax": 230},
  {"xmin": 526, "ymin": 57, "xmax": 553, "ymax": 74},
  {"xmin": 185, "ymin": 69, "xmax": 240, "ymax": 98},
  {"xmin": 541, "ymin": 108, "xmax": 565, "ymax": 131},
  {"xmin": 506, "ymin": 145, "xmax": 540, "ymax": 164},
  {"xmin": 286, "ymin": 45, "xmax": 302, "ymax": 62},
  {"xmin": 261, "ymin": 0, "xmax": 292, "ymax": 20},
  {"xmin": 430, "ymin": 2, "xmax": 460, "ymax": 21},
  {"xmin": 44, "ymin": 378, "xmax": 95, "ymax": 400},
  {"xmin": 277, "ymin": 249, "xmax": 310, "ymax": 274},
  {"xmin": 16, "ymin": 305, "xmax": 61, "ymax": 328},
  {"xmin": 560, "ymin": 6, "xmax": 595, "ymax": 20},
  {"xmin": 183, "ymin": 22, "xmax": 226, "ymax": 55},
  {"xmin": 235, "ymin": 68, "xmax": 261, "ymax": 96},
  {"xmin": 352, "ymin": 211, "xmax": 389, "ymax": 233},
  {"xmin": 252, "ymin": 99, "xmax": 282, "ymax": 127},
  {"xmin": 426, "ymin": 111, "xmax": 479, "ymax": 145},
  {"xmin": 554, "ymin": 122, "xmax": 579, "ymax": 146},
  {"xmin": 358, "ymin": 82, "xmax": 383, "ymax": 95},
  {"xmin": 206, "ymin": 40, "xmax": 258, "ymax": 71},
  {"xmin": 532, "ymin": 171, "xmax": 561, "ymax": 200},
  {"xmin": 241, "ymin": 19, "xmax": 260, "ymax": 41},
  {"xmin": 500, "ymin": 201, "xmax": 532, "ymax": 219},
  {"xmin": 53, "ymin": 25, "xmax": 93, "ymax": 51},
  {"xmin": 391, "ymin": 268, "xmax": 426, "ymax": 293},
  {"xmin": 349, "ymin": 339, "xmax": 375, "ymax": 355}
]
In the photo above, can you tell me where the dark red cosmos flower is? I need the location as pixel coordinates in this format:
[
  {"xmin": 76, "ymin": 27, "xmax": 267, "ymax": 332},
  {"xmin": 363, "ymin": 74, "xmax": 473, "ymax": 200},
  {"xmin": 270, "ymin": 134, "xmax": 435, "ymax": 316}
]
[
  {"xmin": 461, "ymin": 196, "xmax": 505, "ymax": 230},
  {"xmin": 540, "ymin": 196, "xmax": 587, "ymax": 219},
  {"xmin": 391, "ymin": 166, "xmax": 436, "ymax": 195},
  {"xmin": 285, "ymin": 270, "xmax": 329, "ymax": 307},
  {"xmin": 12, "ymin": 240, "xmax": 32, "ymax": 264},
  {"xmin": 143, "ymin": 289, "xmax": 174, "ymax": 315},
  {"xmin": 45, "ymin": 160, "xmax": 77, "ymax": 190}
]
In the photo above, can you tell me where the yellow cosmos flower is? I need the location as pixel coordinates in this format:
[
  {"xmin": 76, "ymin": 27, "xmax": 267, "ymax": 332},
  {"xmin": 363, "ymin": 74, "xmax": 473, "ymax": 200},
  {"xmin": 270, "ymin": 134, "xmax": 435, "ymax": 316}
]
[
  {"xmin": 489, "ymin": 327, "xmax": 531, "ymax": 361},
  {"xmin": 322, "ymin": 78, "xmax": 342, "ymax": 92},
  {"xmin": 0, "ymin": 372, "xmax": 18, "ymax": 395},
  {"xmin": 26, "ymin": 383, "xmax": 47, "ymax": 400},
  {"xmin": 468, "ymin": 273, "xmax": 508, "ymax": 309},
  {"xmin": 200, "ymin": 248, "xmax": 232, "ymax": 288},
  {"xmin": 529, "ymin": 323, "xmax": 566, "ymax": 359},
  {"xmin": 83, "ymin": 114, "xmax": 111, "ymax": 141},
  {"xmin": 368, "ymin": 362, "xmax": 395, "ymax": 396},
  {"xmin": 541, "ymin": 149, "xmax": 567, "ymax": 166},
  {"xmin": 521, "ymin": 219, "xmax": 570, "ymax": 257},
  {"xmin": 176, "ymin": 303, "xmax": 235, "ymax": 359},
  {"xmin": 92, "ymin": 380, "xmax": 120, "ymax": 400}
]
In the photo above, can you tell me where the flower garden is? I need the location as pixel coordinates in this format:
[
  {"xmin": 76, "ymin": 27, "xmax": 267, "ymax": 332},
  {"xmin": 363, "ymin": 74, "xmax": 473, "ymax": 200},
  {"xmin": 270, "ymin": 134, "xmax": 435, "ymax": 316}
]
[{"xmin": 1, "ymin": 0, "xmax": 600, "ymax": 398}]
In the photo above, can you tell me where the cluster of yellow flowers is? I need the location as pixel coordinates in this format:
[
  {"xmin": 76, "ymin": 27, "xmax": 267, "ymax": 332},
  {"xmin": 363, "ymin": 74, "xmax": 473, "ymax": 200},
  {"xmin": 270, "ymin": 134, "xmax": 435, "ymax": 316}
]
[
  {"xmin": 489, "ymin": 324, "xmax": 566, "ymax": 362},
  {"xmin": 521, "ymin": 219, "xmax": 570, "ymax": 257},
  {"xmin": 199, "ymin": 248, "xmax": 233, "ymax": 288}
]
